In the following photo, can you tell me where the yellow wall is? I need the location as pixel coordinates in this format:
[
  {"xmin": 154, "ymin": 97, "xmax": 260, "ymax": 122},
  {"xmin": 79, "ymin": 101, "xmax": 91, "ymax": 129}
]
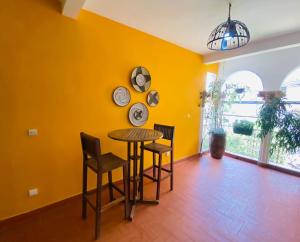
[{"xmin": 0, "ymin": 0, "xmax": 218, "ymax": 220}]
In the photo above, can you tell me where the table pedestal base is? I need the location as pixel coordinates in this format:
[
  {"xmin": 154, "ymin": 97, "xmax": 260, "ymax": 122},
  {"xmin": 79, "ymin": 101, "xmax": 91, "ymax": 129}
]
[
  {"xmin": 127, "ymin": 141, "xmax": 159, "ymax": 220},
  {"xmin": 129, "ymin": 199, "xmax": 159, "ymax": 220}
]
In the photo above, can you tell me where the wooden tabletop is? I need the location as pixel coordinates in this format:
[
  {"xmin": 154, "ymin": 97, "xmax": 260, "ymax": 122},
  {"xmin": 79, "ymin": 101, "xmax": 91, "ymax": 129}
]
[{"xmin": 108, "ymin": 128, "xmax": 163, "ymax": 142}]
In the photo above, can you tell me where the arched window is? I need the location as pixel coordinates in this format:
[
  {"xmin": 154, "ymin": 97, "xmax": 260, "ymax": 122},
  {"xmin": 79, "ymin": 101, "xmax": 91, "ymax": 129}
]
[
  {"xmin": 223, "ymin": 71, "xmax": 263, "ymax": 159},
  {"xmin": 280, "ymin": 67, "xmax": 300, "ymax": 113},
  {"xmin": 270, "ymin": 67, "xmax": 300, "ymax": 170},
  {"xmin": 226, "ymin": 71, "xmax": 263, "ymax": 100}
]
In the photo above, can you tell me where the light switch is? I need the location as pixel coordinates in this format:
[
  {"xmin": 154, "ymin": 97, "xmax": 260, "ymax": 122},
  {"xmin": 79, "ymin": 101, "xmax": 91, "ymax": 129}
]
[{"xmin": 28, "ymin": 129, "xmax": 38, "ymax": 136}]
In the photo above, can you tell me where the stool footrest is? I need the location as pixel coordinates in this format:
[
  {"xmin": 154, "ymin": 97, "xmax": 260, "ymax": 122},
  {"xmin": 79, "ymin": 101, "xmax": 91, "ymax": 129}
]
[
  {"xmin": 152, "ymin": 165, "xmax": 171, "ymax": 173},
  {"xmin": 161, "ymin": 173, "xmax": 172, "ymax": 181},
  {"xmin": 143, "ymin": 173, "xmax": 171, "ymax": 182},
  {"xmin": 161, "ymin": 167, "xmax": 171, "ymax": 173},
  {"xmin": 130, "ymin": 176, "xmax": 141, "ymax": 182},
  {"xmin": 111, "ymin": 183, "xmax": 124, "ymax": 195},
  {"xmin": 85, "ymin": 195, "xmax": 96, "ymax": 211},
  {"xmin": 143, "ymin": 173, "xmax": 158, "ymax": 182},
  {"xmin": 84, "ymin": 191, "xmax": 125, "ymax": 213},
  {"xmin": 101, "ymin": 196, "xmax": 125, "ymax": 213},
  {"xmin": 129, "ymin": 155, "xmax": 141, "ymax": 160},
  {"xmin": 144, "ymin": 174, "xmax": 158, "ymax": 182}
]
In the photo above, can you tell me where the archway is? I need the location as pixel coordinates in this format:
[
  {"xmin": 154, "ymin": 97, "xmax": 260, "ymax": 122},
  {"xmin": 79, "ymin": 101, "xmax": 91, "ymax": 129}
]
[
  {"xmin": 281, "ymin": 67, "xmax": 300, "ymax": 113},
  {"xmin": 269, "ymin": 67, "xmax": 300, "ymax": 170},
  {"xmin": 223, "ymin": 71, "xmax": 263, "ymax": 159}
]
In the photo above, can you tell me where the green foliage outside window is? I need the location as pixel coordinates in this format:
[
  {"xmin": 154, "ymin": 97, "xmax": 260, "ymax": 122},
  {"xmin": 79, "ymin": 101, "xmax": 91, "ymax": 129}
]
[
  {"xmin": 205, "ymin": 79, "xmax": 245, "ymax": 132},
  {"xmin": 233, "ymin": 120, "xmax": 254, "ymax": 136},
  {"xmin": 257, "ymin": 97, "xmax": 300, "ymax": 154}
]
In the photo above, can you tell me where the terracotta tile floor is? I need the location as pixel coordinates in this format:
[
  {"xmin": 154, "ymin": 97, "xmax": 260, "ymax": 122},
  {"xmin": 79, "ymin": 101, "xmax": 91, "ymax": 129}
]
[{"xmin": 1, "ymin": 155, "xmax": 300, "ymax": 242}]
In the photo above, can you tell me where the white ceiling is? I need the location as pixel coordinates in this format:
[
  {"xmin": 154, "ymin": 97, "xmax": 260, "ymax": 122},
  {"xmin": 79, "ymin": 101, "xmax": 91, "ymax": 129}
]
[{"xmin": 82, "ymin": 0, "xmax": 300, "ymax": 56}]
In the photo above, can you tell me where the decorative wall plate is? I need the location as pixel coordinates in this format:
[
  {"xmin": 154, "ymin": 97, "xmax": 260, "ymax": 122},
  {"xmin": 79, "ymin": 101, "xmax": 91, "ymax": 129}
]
[
  {"xmin": 147, "ymin": 90, "xmax": 159, "ymax": 107},
  {"xmin": 131, "ymin": 66, "xmax": 151, "ymax": 92},
  {"xmin": 128, "ymin": 103, "xmax": 149, "ymax": 126},
  {"xmin": 113, "ymin": 86, "xmax": 131, "ymax": 106}
]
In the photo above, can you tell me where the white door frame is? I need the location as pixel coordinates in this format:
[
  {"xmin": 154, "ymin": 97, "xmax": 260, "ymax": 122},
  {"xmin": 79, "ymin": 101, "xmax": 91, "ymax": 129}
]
[{"xmin": 199, "ymin": 72, "xmax": 217, "ymax": 153}]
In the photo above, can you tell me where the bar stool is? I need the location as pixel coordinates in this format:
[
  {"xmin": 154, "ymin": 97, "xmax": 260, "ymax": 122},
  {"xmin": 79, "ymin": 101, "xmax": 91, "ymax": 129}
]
[
  {"xmin": 141, "ymin": 124, "xmax": 175, "ymax": 200},
  {"xmin": 80, "ymin": 132, "xmax": 129, "ymax": 240}
]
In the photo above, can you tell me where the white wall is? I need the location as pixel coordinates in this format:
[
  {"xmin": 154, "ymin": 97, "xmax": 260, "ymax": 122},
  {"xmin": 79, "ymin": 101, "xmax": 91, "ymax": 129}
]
[{"xmin": 220, "ymin": 46, "xmax": 300, "ymax": 91}]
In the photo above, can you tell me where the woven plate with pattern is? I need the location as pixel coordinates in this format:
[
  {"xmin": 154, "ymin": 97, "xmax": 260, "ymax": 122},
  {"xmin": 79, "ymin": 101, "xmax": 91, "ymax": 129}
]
[
  {"xmin": 131, "ymin": 66, "xmax": 151, "ymax": 92},
  {"xmin": 113, "ymin": 86, "xmax": 131, "ymax": 106},
  {"xmin": 128, "ymin": 102, "xmax": 149, "ymax": 126}
]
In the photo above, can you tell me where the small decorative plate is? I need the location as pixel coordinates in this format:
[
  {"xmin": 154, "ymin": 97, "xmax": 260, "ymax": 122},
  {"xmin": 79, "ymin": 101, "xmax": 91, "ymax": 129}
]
[
  {"xmin": 131, "ymin": 66, "xmax": 151, "ymax": 92},
  {"xmin": 147, "ymin": 90, "xmax": 159, "ymax": 107},
  {"xmin": 113, "ymin": 86, "xmax": 131, "ymax": 106},
  {"xmin": 128, "ymin": 103, "xmax": 149, "ymax": 126}
]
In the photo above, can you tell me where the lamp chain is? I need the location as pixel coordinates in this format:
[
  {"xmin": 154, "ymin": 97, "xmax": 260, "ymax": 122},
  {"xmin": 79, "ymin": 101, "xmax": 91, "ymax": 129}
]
[{"xmin": 228, "ymin": 2, "xmax": 232, "ymax": 21}]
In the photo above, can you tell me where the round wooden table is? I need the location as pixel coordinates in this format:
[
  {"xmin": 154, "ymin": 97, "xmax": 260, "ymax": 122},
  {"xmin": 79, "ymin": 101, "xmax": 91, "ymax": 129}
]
[{"xmin": 108, "ymin": 128, "xmax": 163, "ymax": 220}]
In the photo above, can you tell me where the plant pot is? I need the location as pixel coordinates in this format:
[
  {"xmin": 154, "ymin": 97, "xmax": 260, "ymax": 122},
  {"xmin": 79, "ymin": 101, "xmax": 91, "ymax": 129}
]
[
  {"xmin": 209, "ymin": 133, "xmax": 226, "ymax": 159},
  {"xmin": 235, "ymin": 88, "xmax": 245, "ymax": 94}
]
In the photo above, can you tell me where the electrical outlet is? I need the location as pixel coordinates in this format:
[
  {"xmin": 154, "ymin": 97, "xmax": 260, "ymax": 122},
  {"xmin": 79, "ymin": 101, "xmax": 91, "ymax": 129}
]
[
  {"xmin": 28, "ymin": 129, "xmax": 38, "ymax": 136},
  {"xmin": 28, "ymin": 188, "xmax": 38, "ymax": 197}
]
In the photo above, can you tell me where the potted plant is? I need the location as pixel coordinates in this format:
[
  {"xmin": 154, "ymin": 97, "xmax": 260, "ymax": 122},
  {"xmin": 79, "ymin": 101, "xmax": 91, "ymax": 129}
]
[
  {"xmin": 204, "ymin": 79, "xmax": 242, "ymax": 159},
  {"xmin": 233, "ymin": 120, "xmax": 254, "ymax": 136},
  {"xmin": 235, "ymin": 87, "xmax": 245, "ymax": 94},
  {"xmin": 209, "ymin": 128, "xmax": 226, "ymax": 159},
  {"xmin": 257, "ymin": 96, "xmax": 300, "ymax": 155}
]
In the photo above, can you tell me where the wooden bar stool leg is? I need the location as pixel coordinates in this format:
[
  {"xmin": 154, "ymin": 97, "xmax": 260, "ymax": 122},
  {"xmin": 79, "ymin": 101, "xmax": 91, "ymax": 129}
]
[
  {"xmin": 95, "ymin": 172, "xmax": 102, "ymax": 240},
  {"xmin": 127, "ymin": 142, "xmax": 131, "ymax": 201},
  {"xmin": 130, "ymin": 142, "xmax": 138, "ymax": 220},
  {"xmin": 140, "ymin": 142, "xmax": 144, "ymax": 200},
  {"xmin": 82, "ymin": 162, "xmax": 87, "ymax": 219},
  {"xmin": 108, "ymin": 171, "xmax": 114, "ymax": 202},
  {"xmin": 170, "ymin": 150, "xmax": 174, "ymax": 191},
  {"xmin": 133, "ymin": 142, "xmax": 138, "ymax": 203},
  {"xmin": 123, "ymin": 163, "xmax": 129, "ymax": 219},
  {"xmin": 156, "ymin": 154, "xmax": 162, "ymax": 201},
  {"xmin": 153, "ymin": 153, "xmax": 156, "ymax": 179}
]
